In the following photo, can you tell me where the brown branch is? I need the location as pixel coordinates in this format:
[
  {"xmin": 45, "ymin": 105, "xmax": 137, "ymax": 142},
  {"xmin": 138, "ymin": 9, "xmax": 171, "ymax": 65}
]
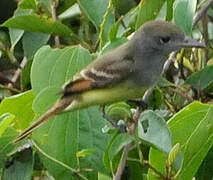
[
  {"xmin": 0, "ymin": 84, "xmax": 21, "ymax": 93},
  {"xmin": 162, "ymin": 51, "xmax": 178, "ymax": 75},
  {"xmin": 193, "ymin": 0, "xmax": 213, "ymax": 27},
  {"xmin": 113, "ymin": 143, "xmax": 132, "ymax": 180},
  {"xmin": 12, "ymin": 57, "xmax": 27, "ymax": 83},
  {"xmin": 8, "ymin": 57, "xmax": 27, "ymax": 89},
  {"xmin": 113, "ymin": 106, "xmax": 143, "ymax": 180},
  {"xmin": 51, "ymin": 0, "xmax": 60, "ymax": 47}
]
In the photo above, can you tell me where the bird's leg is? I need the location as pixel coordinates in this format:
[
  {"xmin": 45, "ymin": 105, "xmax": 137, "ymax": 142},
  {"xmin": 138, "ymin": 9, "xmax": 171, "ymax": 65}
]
[
  {"xmin": 128, "ymin": 88, "xmax": 154, "ymax": 110},
  {"xmin": 100, "ymin": 105, "xmax": 127, "ymax": 133}
]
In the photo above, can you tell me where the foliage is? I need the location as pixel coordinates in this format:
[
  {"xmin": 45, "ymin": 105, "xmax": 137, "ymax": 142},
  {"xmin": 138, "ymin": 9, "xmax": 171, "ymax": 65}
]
[{"xmin": 0, "ymin": 0, "xmax": 213, "ymax": 179}]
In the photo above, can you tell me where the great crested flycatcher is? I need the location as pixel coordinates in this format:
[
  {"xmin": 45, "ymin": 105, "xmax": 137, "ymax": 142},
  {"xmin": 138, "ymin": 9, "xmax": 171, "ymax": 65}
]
[{"xmin": 14, "ymin": 20, "xmax": 205, "ymax": 142}]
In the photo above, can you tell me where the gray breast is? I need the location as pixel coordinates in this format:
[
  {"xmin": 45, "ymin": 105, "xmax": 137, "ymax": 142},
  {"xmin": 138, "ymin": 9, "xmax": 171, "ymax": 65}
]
[{"xmin": 132, "ymin": 54, "xmax": 167, "ymax": 87}]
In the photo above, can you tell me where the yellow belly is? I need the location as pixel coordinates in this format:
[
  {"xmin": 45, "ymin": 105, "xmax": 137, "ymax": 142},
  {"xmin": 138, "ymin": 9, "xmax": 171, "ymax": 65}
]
[{"xmin": 64, "ymin": 81, "xmax": 147, "ymax": 112}]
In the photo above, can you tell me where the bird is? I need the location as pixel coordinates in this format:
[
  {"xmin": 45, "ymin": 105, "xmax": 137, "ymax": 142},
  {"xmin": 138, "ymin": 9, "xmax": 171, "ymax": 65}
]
[{"xmin": 14, "ymin": 20, "xmax": 206, "ymax": 142}]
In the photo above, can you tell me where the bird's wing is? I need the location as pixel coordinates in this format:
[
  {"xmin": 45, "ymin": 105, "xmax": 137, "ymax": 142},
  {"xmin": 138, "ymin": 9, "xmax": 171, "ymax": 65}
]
[{"xmin": 62, "ymin": 57, "xmax": 134, "ymax": 96}]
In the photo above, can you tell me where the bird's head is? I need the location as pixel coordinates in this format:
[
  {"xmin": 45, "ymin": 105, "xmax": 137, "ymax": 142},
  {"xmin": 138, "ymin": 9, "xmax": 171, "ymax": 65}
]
[{"xmin": 132, "ymin": 20, "xmax": 206, "ymax": 56}]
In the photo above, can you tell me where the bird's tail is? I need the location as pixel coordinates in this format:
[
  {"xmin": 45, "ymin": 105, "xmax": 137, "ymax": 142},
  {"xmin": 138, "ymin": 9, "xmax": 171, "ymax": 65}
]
[{"xmin": 13, "ymin": 96, "xmax": 74, "ymax": 143}]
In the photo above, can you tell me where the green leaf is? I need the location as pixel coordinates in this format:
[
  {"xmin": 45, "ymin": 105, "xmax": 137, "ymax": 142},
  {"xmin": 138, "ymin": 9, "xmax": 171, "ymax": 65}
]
[
  {"xmin": 57, "ymin": 0, "xmax": 76, "ymax": 14},
  {"xmin": 103, "ymin": 133, "xmax": 133, "ymax": 169},
  {"xmin": 9, "ymin": 28, "xmax": 24, "ymax": 50},
  {"xmin": 106, "ymin": 102, "xmax": 132, "ymax": 121},
  {"xmin": 0, "ymin": 30, "xmax": 10, "ymax": 47},
  {"xmin": 58, "ymin": 3, "xmax": 81, "ymax": 20},
  {"xmin": 3, "ymin": 147, "xmax": 34, "ymax": 180},
  {"xmin": 185, "ymin": 65, "xmax": 213, "ymax": 90},
  {"xmin": 0, "ymin": 91, "xmax": 35, "ymax": 130},
  {"xmin": 138, "ymin": 110, "xmax": 172, "ymax": 153},
  {"xmin": 76, "ymin": 149, "xmax": 94, "ymax": 158},
  {"xmin": 78, "ymin": 0, "xmax": 110, "ymax": 28},
  {"xmin": 30, "ymin": 45, "xmax": 109, "ymax": 178},
  {"xmin": 168, "ymin": 143, "xmax": 181, "ymax": 166},
  {"xmin": 157, "ymin": 77, "xmax": 173, "ymax": 87},
  {"xmin": 0, "ymin": 113, "xmax": 15, "ymax": 137},
  {"xmin": 108, "ymin": 133, "xmax": 133, "ymax": 161},
  {"xmin": 147, "ymin": 88, "xmax": 163, "ymax": 109},
  {"xmin": 78, "ymin": 107, "xmax": 111, "ymax": 173},
  {"xmin": 22, "ymin": 32, "xmax": 50, "ymax": 58},
  {"xmin": 32, "ymin": 87, "xmax": 62, "ymax": 114},
  {"xmin": 37, "ymin": 0, "xmax": 51, "ymax": 14},
  {"xmin": 21, "ymin": 59, "xmax": 33, "ymax": 90},
  {"xmin": 208, "ymin": 22, "xmax": 213, "ymax": 40},
  {"xmin": 109, "ymin": 22, "xmax": 120, "ymax": 41},
  {"xmin": 2, "ymin": 14, "xmax": 72, "ymax": 37},
  {"xmin": 148, "ymin": 102, "xmax": 213, "ymax": 180},
  {"xmin": 113, "ymin": 0, "xmax": 136, "ymax": 15},
  {"xmin": 196, "ymin": 147, "xmax": 213, "ymax": 180},
  {"xmin": 98, "ymin": 172, "xmax": 112, "ymax": 180},
  {"xmin": 179, "ymin": 105, "xmax": 213, "ymax": 179},
  {"xmin": 166, "ymin": 0, "xmax": 175, "ymax": 21},
  {"xmin": 121, "ymin": 6, "xmax": 138, "ymax": 31},
  {"xmin": 33, "ymin": 106, "xmax": 110, "ymax": 179},
  {"xmin": 135, "ymin": 0, "xmax": 166, "ymax": 29},
  {"xmin": 100, "ymin": 9, "xmax": 115, "ymax": 47},
  {"xmin": 173, "ymin": 0, "xmax": 197, "ymax": 35},
  {"xmin": 14, "ymin": 7, "xmax": 34, "ymax": 16},
  {"xmin": 207, "ymin": 58, "xmax": 213, "ymax": 66},
  {"xmin": 0, "ymin": 128, "xmax": 17, "ymax": 170},
  {"xmin": 19, "ymin": 0, "xmax": 37, "ymax": 10},
  {"xmin": 101, "ymin": 37, "xmax": 128, "ymax": 55},
  {"xmin": 31, "ymin": 45, "xmax": 94, "ymax": 96}
]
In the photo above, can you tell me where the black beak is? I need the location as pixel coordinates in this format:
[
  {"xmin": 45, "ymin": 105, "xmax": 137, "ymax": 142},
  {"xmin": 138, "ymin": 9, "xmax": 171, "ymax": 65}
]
[{"xmin": 181, "ymin": 36, "xmax": 206, "ymax": 48}]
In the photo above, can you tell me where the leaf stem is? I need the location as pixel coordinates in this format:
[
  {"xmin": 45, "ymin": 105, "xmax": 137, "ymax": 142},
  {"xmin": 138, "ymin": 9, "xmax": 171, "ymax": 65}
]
[
  {"xmin": 113, "ymin": 107, "xmax": 142, "ymax": 180},
  {"xmin": 0, "ymin": 84, "xmax": 21, "ymax": 93},
  {"xmin": 98, "ymin": 0, "xmax": 113, "ymax": 48},
  {"xmin": 51, "ymin": 0, "xmax": 60, "ymax": 47},
  {"xmin": 32, "ymin": 140, "xmax": 88, "ymax": 180}
]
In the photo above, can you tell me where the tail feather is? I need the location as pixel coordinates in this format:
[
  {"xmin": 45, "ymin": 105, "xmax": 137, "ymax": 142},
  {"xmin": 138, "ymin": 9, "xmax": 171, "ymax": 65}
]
[{"xmin": 14, "ymin": 97, "xmax": 74, "ymax": 143}]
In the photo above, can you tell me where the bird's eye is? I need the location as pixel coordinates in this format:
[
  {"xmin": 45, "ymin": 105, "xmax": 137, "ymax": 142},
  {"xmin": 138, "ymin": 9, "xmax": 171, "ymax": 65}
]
[{"xmin": 159, "ymin": 36, "xmax": 170, "ymax": 44}]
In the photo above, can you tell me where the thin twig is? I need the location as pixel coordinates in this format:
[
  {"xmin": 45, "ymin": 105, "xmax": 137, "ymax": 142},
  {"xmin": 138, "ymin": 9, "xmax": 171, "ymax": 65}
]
[
  {"xmin": 163, "ymin": 51, "xmax": 178, "ymax": 75},
  {"xmin": 8, "ymin": 57, "xmax": 28, "ymax": 89},
  {"xmin": 164, "ymin": 99, "xmax": 176, "ymax": 114},
  {"xmin": 7, "ymin": 49, "xmax": 18, "ymax": 64},
  {"xmin": 51, "ymin": 0, "xmax": 60, "ymax": 47},
  {"xmin": 193, "ymin": 0, "xmax": 213, "ymax": 26},
  {"xmin": 113, "ymin": 91, "xmax": 150, "ymax": 179},
  {"xmin": 113, "ymin": 106, "xmax": 143, "ymax": 180},
  {"xmin": 113, "ymin": 143, "xmax": 132, "ymax": 180},
  {"xmin": 12, "ymin": 57, "xmax": 27, "ymax": 83},
  {"xmin": 168, "ymin": 87, "xmax": 194, "ymax": 102},
  {"xmin": 32, "ymin": 140, "xmax": 88, "ymax": 180},
  {"xmin": 0, "ymin": 84, "xmax": 21, "ymax": 93}
]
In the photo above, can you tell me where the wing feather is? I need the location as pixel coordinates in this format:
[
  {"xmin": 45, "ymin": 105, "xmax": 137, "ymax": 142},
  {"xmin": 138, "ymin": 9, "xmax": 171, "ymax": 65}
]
[{"xmin": 62, "ymin": 57, "xmax": 134, "ymax": 96}]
